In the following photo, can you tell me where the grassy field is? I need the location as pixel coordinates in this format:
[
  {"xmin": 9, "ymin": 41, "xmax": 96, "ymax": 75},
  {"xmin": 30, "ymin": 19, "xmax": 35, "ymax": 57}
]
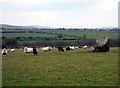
[
  {"xmin": 2, "ymin": 33, "xmax": 56, "ymax": 38},
  {"xmin": 2, "ymin": 29, "xmax": 119, "ymax": 39},
  {"xmin": 2, "ymin": 47, "xmax": 118, "ymax": 86},
  {"xmin": 39, "ymin": 30, "xmax": 119, "ymax": 39},
  {"xmin": 2, "ymin": 33, "xmax": 76, "ymax": 39}
]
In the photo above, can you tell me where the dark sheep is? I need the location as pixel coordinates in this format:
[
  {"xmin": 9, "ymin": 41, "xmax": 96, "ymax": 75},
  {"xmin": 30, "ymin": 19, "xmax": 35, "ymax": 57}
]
[
  {"xmin": 33, "ymin": 47, "xmax": 38, "ymax": 55},
  {"xmin": 66, "ymin": 46, "xmax": 71, "ymax": 51},
  {"xmin": 58, "ymin": 47, "xmax": 64, "ymax": 52}
]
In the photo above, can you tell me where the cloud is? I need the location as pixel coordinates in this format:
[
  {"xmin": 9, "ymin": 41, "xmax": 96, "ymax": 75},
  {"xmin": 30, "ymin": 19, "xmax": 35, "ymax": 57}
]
[
  {"xmin": 1, "ymin": 0, "xmax": 95, "ymax": 13},
  {"xmin": 0, "ymin": 0, "xmax": 118, "ymax": 28},
  {"xmin": 95, "ymin": 0, "xmax": 118, "ymax": 11}
]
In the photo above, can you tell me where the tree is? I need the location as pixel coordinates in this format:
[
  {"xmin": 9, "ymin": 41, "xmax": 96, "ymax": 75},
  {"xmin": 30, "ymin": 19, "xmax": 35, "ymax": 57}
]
[
  {"xmin": 16, "ymin": 37, "xmax": 21, "ymax": 41},
  {"xmin": 57, "ymin": 34, "xmax": 63, "ymax": 40},
  {"xmin": 83, "ymin": 34, "xmax": 86, "ymax": 40},
  {"xmin": 2, "ymin": 38, "xmax": 17, "ymax": 48},
  {"xmin": 2, "ymin": 36, "xmax": 6, "ymax": 39},
  {"xmin": 6, "ymin": 39, "xmax": 17, "ymax": 46}
]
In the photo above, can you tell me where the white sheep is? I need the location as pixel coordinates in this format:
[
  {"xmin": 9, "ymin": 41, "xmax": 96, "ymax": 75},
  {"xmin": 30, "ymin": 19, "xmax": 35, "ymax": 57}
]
[
  {"xmin": 41, "ymin": 46, "xmax": 52, "ymax": 52},
  {"xmin": 69, "ymin": 46, "xmax": 75, "ymax": 50},
  {"xmin": 91, "ymin": 47, "xmax": 94, "ymax": 50},
  {"xmin": 74, "ymin": 46, "xmax": 79, "ymax": 49},
  {"xmin": 24, "ymin": 47, "xmax": 33, "ymax": 53},
  {"xmin": 83, "ymin": 45, "xmax": 88, "ymax": 49},
  {"xmin": 20, "ymin": 48, "xmax": 22, "ymax": 51},
  {"xmin": 11, "ymin": 49, "xmax": 15, "ymax": 52},
  {"xmin": 2, "ymin": 48, "xmax": 8, "ymax": 55}
]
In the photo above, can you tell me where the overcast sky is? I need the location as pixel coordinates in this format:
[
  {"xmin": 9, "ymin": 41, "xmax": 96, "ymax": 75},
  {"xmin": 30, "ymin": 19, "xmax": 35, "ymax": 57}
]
[{"xmin": 0, "ymin": 0, "xmax": 119, "ymax": 28}]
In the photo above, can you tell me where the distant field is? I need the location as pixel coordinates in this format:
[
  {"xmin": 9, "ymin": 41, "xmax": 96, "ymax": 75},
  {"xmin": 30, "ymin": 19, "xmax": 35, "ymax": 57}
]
[
  {"xmin": 2, "ymin": 47, "xmax": 118, "ymax": 86},
  {"xmin": 2, "ymin": 33, "xmax": 56, "ymax": 38},
  {"xmin": 39, "ymin": 30, "xmax": 119, "ymax": 39},
  {"xmin": 2, "ymin": 29, "xmax": 119, "ymax": 39}
]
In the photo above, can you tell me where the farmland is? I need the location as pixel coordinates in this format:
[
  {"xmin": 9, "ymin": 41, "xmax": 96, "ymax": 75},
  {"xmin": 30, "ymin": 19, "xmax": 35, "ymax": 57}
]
[
  {"xmin": 1, "ymin": 29, "xmax": 119, "ymax": 47},
  {"xmin": 38, "ymin": 30, "xmax": 119, "ymax": 39},
  {"xmin": 2, "ymin": 47, "xmax": 118, "ymax": 86},
  {"xmin": 2, "ymin": 29, "xmax": 118, "ymax": 39}
]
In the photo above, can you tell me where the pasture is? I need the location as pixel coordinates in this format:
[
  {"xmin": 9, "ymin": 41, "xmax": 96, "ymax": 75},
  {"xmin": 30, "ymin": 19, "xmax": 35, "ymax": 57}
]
[
  {"xmin": 39, "ymin": 30, "xmax": 119, "ymax": 39},
  {"xmin": 2, "ymin": 47, "xmax": 118, "ymax": 86},
  {"xmin": 2, "ymin": 29, "xmax": 118, "ymax": 39}
]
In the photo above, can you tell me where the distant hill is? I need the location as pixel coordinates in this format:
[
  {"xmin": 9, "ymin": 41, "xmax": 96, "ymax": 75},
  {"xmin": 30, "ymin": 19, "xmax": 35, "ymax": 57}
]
[
  {"xmin": 27, "ymin": 25, "xmax": 52, "ymax": 29},
  {"xmin": 0, "ymin": 24, "xmax": 51, "ymax": 30},
  {"xmin": 0, "ymin": 24, "xmax": 119, "ymax": 32}
]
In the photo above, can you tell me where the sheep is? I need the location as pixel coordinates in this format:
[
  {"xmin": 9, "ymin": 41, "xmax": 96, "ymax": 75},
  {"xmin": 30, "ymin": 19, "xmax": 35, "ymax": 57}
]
[
  {"xmin": 20, "ymin": 48, "xmax": 22, "ymax": 51},
  {"xmin": 69, "ymin": 46, "xmax": 75, "ymax": 50},
  {"xmin": 11, "ymin": 49, "xmax": 15, "ymax": 52},
  {"xmin": 91, "ymin": 47, "xmax": 94, "ymax": 50},
  {"xmin": 66, "ymin": 46, "xmax": 76, "ymax": 51},
  {"xmin": 24, "ymin": 47, "xmax": 33, "ymax": 53},
  {"xmin": 58, "ymin": 47, "xmax": 64, "ymax": 52},
  {"xmin": 53, "ymin": 47, "xmax": 56, "ymax": 49},
  {"xmin": 66, "ymin": 46, "xmax": 71, "ymax": 51},
  {"xmin": 41, "ymin": 46, "xmax": 52, "ymax": 52},
  {"xmin": 83, "ymin": 45, "xmax": 88, "ymax": 49},
  {"xmin": 74, "ymin": 46, "xmax": 79, "ymax": 49},
  {"xmin": 49, "ymin": 46, "xmax": 52, "ymax": 51},
  {"xmin": 33, "ymin": 47, "xmax": 38, "ymax": 55},
  {"xmin": 2, "ymin": 48, "xmax": 8, "ymax": 55}
]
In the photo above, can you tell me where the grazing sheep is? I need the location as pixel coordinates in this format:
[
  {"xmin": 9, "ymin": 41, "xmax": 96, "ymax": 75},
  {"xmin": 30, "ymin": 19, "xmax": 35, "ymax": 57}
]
[
  {"xmin": 75, "ymin": 46, "xmax": 79, "ymax": 49},
  {"xmin": 49, "ymin": 46, "xmax": 52, "ymax": 51},
  {"xmin": 53, "ymin": 47, "xmax": 56, "ymax": 49},
  {"xmin": 66, "ymin": 46, "xmax": 77, "ymax": 51},
  {"xmin": 91, "ymin": 47, "xmax": 94, "ymax": 50},
  {"xmin": 2, "ymin": 48, "xmax": 8, "ymax": 55},
  {"xmin": 24, "ymin": 47, "xmax": 33, "ymax": 53},
  {"xmin": 20, "ymin": 48, "xmax": 22, "ymax": 51},
  {"xmin": 66, "ymin": 46, "xmax": 71, "ymax": 51},
  {"xmin": 41, "ymin": 46, "xmax": 52, "ymax": 52},
  {"xmin": 83, "ymin": 45, "xmax": 87, "ymax": 49},
  {"xmin": 33, "ymin": 47, "xmax": 38, "ymax": 55},
  {"xmin": 74, "ymin": 46, "xmax": 79, "ymax": 49},
  {"xmin": 69, "ymin": 46, "xmax": 75, "ymax": 50},
  {"xmin": 58, "ymin": 47, "xmax": 64, "ymax": 52},
  {"xmin": 11, "ymin": 49, "xmax": 15, "ymax": 52}
]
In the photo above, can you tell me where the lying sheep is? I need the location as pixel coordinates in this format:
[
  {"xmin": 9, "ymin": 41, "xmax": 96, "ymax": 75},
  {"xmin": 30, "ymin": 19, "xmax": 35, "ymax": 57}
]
[{"xmin": 2, "ymin": 48, "xmax": 8, "ymax": 55}]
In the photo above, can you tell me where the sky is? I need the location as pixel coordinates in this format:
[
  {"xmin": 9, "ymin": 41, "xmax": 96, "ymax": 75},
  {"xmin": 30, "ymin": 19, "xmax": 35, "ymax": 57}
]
[{"xmin": 0, "ymin": 0, "xmax": 119, "ymax": 28}]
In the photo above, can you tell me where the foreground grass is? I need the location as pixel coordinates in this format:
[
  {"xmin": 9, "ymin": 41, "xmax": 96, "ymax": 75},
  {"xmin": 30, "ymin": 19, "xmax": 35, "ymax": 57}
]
[{"xmin": 2, "ymin": 47, "xmax": 118, "ymax": 86}]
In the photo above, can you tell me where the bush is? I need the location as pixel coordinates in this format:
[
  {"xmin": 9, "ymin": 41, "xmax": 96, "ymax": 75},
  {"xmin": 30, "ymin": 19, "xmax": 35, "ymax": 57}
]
[{"xmin": 2, "ymin": 37, "xmax": 17, "ymax": 48}]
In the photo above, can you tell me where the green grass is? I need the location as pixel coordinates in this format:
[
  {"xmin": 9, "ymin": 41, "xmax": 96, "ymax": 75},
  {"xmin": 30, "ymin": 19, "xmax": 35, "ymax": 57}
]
[
  {"xmin": 2, "ymin": 33, "xmax": 77, "ymax": 39},
  {"xmin": 2, "ymin": 33, "xmax": 56, "ymax": 38},
  {"xmin": 2, "ymin": 47, "xmax": 118, "ymax": 86}
]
